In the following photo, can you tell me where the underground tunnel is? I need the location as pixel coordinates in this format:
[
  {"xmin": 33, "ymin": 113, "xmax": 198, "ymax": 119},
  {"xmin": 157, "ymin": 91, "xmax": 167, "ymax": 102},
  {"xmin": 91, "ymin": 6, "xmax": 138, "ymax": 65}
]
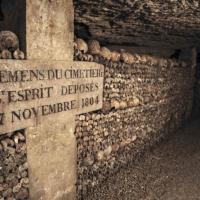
[{"xmin": 0, "ymin": 0, "xmax": 200, "ymax": 199}]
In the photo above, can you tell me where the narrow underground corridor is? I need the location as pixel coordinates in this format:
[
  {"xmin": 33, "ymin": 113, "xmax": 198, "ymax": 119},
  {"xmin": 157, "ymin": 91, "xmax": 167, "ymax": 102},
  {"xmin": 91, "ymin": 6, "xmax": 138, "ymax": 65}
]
[
  {"xmin": 87, "ymin": 119, "xmax": 200, "ymax": 200},
  {"xmin": 1, "ymin": 1, "xmax": 200, "ymax": 199}
]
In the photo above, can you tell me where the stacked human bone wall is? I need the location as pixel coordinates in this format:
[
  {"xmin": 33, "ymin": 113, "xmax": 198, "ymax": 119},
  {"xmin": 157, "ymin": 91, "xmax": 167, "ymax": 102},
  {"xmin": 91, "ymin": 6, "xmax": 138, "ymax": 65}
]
[
  {"xmin": 0, "ymin": 30, "xmax": 27, "ymax": 200},
  {"xmin": 74, "ymin": 38, "xmax": 194, "ymax": 199},
  {"xmin": 0, "ymin": 130, "xmax": 29, "ymax": 200},
  {"xmin": 0, "ymin": 28, "xmax": 195, "ymax": 199}
]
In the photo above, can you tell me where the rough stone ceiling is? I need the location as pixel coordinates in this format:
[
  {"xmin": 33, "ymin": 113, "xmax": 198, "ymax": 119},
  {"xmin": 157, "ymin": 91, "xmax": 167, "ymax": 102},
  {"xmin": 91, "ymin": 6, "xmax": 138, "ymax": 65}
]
[{"xmin": 74, "ymin": 0, "xmax": 200, "ymax": 49}]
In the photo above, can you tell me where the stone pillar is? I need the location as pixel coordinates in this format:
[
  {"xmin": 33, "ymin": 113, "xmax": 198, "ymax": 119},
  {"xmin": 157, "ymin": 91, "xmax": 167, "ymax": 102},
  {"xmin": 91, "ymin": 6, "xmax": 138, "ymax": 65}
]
[
  {"xmin": 26, "ymin": 0, "xmax": 74, "ymax": 61},
  {"xmin": 25, "ymin": 1, "xmax": 77, "ymax": 199},
  {"xmin": 26, "ymin": 114, "xmax": 77, "ymax": 200}
]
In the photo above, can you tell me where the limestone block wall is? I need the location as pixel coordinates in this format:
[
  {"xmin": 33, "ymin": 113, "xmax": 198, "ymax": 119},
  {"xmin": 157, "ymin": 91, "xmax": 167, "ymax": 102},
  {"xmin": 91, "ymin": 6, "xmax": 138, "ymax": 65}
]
[
  {"xmin": 74, "ymin": 40, "xmax": 194, "ymax": 199},
  {"xmin": 0, "ymin": 131, "xmax": 29, "ymax": 200}
]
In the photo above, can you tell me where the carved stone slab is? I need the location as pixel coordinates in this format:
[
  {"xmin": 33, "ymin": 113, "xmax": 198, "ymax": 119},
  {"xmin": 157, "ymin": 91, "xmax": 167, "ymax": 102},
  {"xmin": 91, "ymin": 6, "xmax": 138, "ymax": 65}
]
[{"xmin": 0, "ymin": 60, "xmax": 104, "ymax": 134}]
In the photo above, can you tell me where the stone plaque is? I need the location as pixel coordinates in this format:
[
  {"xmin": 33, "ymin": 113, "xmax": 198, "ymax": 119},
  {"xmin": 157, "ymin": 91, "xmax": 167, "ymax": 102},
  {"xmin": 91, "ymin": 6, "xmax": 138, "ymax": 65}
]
[{"xmin": 0, "ymin": 60, "xmax": 104, "ymax": 134}]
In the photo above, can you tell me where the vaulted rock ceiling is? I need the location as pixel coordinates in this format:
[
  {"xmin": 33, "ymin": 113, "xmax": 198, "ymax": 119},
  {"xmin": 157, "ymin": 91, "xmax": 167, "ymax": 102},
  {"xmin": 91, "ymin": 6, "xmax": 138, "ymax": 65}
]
[{"xmin": 74, "ymin": 0, "xmax": 200, "ymax": 49}]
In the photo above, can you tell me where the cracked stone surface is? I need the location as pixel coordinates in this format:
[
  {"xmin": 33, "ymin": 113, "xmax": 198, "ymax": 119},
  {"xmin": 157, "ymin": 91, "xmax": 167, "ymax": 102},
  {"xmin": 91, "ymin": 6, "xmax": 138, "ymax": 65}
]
[{"xmin": 74, "ymin": 0, "xmax": 200, "ymax": 48}]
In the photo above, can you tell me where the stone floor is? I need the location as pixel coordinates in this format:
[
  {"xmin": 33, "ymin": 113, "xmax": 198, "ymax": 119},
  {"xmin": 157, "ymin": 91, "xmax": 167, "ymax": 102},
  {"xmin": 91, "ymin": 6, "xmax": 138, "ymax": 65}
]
[{"xmin": 87, "ymin": 119, "xmax": 200, "ymax": 200}]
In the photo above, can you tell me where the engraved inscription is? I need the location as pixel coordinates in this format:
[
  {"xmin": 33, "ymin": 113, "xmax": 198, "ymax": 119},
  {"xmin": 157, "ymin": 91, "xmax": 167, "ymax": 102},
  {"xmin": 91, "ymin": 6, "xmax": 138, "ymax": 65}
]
[{"xmin": 0, "ymin": 60, "xmax": 104, "ymax": 133}]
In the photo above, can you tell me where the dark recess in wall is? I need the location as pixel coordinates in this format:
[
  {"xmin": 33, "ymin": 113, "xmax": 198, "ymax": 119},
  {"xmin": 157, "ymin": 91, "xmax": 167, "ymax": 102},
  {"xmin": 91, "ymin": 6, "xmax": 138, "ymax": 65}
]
[
  {"xmin": 0, "ymin": 0, "xmax": 4, "ymax": 21},
  {"xmin": 0, "ymin": 0, "xmax": 26, "ymax": 54},
  {"xmin": 75, "ymin": 22, "xmax": 91, "ymax": 40}
]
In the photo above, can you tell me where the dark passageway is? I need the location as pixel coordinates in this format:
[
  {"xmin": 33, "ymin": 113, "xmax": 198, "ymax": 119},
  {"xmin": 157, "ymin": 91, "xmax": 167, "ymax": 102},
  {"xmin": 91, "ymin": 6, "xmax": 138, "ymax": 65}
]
[{"xmin": 87, "ymin": 120, "xmax": 200, "ymax": 200}]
